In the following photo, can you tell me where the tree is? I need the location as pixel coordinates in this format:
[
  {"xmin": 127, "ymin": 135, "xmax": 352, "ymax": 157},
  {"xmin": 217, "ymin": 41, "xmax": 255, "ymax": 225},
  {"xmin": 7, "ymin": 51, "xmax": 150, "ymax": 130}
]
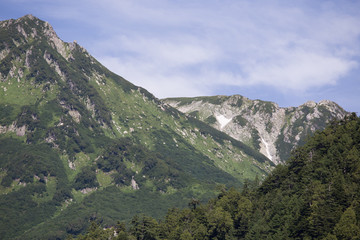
[
  {"xmin": 207, "ymin": 207, "xmax": 234, "ymax": 239},
  {"xmin": 130, "ymin": 215, "xmax": 159, "ymax": 240},
  {"xmin": 76, "ymin": 221, "xmax": 114, "ymax": 240},
  {"xmin": 188, "ymin": 198, "xmax": 200, "ymax": 210},
  {"xmin": 333, "ymin": 206, "xmax": 360, "ymax": 240}
]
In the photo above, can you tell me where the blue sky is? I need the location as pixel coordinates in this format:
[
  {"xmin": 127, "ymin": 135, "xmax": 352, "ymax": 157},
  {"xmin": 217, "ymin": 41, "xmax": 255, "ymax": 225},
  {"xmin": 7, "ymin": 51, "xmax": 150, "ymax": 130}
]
[{"xmin": 1, "ymin": 0, "xmax": 360, "ymax": 113}]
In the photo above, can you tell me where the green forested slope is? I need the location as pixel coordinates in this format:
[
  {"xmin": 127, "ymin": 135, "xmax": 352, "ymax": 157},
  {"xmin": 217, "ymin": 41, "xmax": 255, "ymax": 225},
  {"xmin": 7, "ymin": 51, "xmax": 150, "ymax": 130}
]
[
  {"xmin": 75, "ymin": 113, "xmax": 360, "ymax": 239},
  {"xmin": 0, "ymin": 15, "xmax": 273, "ymax": 239},
  {"xmin": 251, "ymin": 113, "xmax": 360, "ymax": 239}
]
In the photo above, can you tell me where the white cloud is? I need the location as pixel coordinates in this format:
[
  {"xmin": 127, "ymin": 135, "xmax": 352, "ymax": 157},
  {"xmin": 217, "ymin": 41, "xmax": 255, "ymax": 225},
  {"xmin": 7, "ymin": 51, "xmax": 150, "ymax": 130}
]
[
  {"xmin": 243, "ymin": 50, "xmax": 357, "ymax": 90},
  {"xmin": 34, "ymin": 0, "xmax": 360, "ymax": 99},
  {"xmin": 115, "ymin": 35, "xmax": 219, "ymax": 68},
  {"xmin": 99, "ymin": 56, "xmax": 208, "ymax": 98}
]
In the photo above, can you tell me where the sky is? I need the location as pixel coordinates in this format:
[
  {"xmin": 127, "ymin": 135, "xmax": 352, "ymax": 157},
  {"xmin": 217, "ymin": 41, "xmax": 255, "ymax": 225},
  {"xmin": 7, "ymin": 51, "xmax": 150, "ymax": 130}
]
[{"xmin": 1, "ymin": 0, "xmax": 360, "ymax": 113}]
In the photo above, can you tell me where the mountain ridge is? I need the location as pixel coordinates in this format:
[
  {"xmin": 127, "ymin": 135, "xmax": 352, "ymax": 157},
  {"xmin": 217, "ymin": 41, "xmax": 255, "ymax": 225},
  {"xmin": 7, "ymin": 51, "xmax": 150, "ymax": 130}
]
[{"xmin": 163, "ymin": 94, "xmax": 348, "ymax": 164}]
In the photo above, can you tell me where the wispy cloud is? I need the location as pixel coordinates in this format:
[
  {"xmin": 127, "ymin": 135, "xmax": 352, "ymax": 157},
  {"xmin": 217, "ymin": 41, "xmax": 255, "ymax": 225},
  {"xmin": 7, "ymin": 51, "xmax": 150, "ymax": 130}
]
[{"xmin": 76, "ymin": 0, "xmax": 360, "ymax": 98}]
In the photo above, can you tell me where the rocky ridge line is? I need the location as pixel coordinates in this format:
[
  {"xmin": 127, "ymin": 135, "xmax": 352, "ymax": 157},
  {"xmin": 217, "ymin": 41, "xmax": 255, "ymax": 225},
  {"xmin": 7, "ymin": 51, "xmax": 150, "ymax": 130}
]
[{"xmin": 164, "ymin": 95, "xmax": 348, "ymax": 164}]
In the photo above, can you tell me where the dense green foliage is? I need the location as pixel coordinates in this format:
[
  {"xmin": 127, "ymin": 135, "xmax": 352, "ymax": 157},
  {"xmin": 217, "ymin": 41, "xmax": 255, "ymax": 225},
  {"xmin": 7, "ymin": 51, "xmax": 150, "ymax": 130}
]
[
  {"xmin": 74, "ymin": 114, "xmax": 360, "ymax": 239},
  {"xmin": 0, "ymin": 137, "xmax": 72, "ymax": 239},
  {"xmin": 251, "ymin": 113, "xmax": 360, "ymax": 239},
  {"xmin": 73, "ymin": 166, "xmax": 99, "ymax": 190}
]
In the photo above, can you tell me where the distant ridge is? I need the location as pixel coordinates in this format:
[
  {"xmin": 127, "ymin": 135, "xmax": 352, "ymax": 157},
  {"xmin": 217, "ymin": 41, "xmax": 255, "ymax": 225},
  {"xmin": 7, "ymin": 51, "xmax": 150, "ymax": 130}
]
[{"xmin": 164, "ymin": 95, "xmax": 348, "ymax": 164}]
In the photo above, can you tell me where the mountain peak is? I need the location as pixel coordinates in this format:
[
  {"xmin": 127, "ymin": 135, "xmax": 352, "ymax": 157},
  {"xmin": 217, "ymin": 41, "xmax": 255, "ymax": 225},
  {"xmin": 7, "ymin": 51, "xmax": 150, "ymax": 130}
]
[
  {"xmin": 1, "ymin": 14, "xmax": 49, "ymax": 40},
  {"xmin": 0, "ymin": 14, "xmax": 80, "ymax": 76},
  {"xmin": 20, "ymin": 14, "xmax": 36, "ymax": 20},
  {"xmin": 1, "ymin": 14, "xmax": 41, "ymax": 28},
  {"xmin": 300, "ymin": 99, "xmax": 340, "ymax": 108},
  {"xmin": 302, "ymin": 100, "xmax": 317, "ymax": 108}
]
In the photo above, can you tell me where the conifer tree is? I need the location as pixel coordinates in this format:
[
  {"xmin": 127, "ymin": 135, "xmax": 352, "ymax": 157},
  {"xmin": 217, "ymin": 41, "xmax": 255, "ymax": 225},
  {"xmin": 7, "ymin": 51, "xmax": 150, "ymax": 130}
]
[{"xmin": 333, "ymin": 206, "xmax": 360, "ymax": 240}]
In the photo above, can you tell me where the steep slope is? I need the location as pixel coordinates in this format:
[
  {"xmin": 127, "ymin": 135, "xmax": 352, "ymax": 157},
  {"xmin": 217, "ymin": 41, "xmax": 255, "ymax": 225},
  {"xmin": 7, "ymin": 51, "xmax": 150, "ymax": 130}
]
[
  {"xmin": 0, "ymin": 15, "xmax": 273, "ymax": 239},
  {"xmin": 73, "ymin": 113, "xmax": 360, "ymax": 240},
  {"xmin": 247, "ymin": 113, "xmax": 360, "ymax": 239},
  {"xmin": 164, "ymin": 95, "xmax": 348, "ymax": 164}
]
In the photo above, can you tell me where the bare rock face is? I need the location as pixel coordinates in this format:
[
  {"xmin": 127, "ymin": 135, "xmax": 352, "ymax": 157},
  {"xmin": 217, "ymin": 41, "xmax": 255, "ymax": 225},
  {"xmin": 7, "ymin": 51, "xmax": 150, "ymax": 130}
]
[
  {"xmin": 0, "ymin": 123, "xmax": 27, "ymax": 137},
  {"xmin": 164, "ymin": 95, "xmax": 349, "ymax": 164},
  {"xmin": 131, "ymin": 176, "xmax": 139, "ymax": 190}
]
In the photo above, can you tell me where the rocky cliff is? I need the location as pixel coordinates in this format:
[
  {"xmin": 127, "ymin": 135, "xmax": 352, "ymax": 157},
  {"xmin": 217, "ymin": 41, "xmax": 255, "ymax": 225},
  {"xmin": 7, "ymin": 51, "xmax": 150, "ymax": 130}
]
[{"xmin": 164, "ymin": 95, "xmax": 348, "ymax": 164}]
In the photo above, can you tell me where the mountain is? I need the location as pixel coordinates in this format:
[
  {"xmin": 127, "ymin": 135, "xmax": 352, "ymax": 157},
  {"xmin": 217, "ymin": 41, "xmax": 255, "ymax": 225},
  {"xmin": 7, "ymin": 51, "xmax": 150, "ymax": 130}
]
[
  {"xmin": 0, "ymin": 15, "xmax": 273, "ymax": 239},
  {"xmin": 163, "ymin": 95, "xmax": 348, "ymax": 164},
  {"xmin": 73, "ymin": 113, "xmax": 360, "ymax": 240}
]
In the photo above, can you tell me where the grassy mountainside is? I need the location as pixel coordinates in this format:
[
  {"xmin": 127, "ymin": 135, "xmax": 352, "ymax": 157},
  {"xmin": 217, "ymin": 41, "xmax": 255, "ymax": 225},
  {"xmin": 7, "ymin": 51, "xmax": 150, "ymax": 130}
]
[
  {"xmin": 0, "ymin": 15, "xmax": 273, "ymax": 239},
  {"xmin": 73, "ymin": 113, "xmax": 360, "ymax": 240},
  {"xmin": 164, "ymin": 95, "xmax": 348, "ymax": 164}
]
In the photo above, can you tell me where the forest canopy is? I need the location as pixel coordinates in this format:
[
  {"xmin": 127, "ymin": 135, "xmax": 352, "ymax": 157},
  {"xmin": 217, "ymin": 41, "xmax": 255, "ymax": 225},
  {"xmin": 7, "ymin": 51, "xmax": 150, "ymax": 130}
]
[{"xmin": 71, "ymin": 113, "xmax": 360, "ymax": 239}]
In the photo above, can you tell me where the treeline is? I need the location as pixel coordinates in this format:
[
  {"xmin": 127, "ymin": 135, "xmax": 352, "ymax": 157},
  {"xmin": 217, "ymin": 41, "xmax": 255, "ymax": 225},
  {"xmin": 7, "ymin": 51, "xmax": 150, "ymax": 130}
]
[
  {"xmin": 68, "ymin": 187, "xmax": 255, "ymax": 240},
  {"xmin": 71, "ymin": 113, "xmax": 360, "ymax": 239}
]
